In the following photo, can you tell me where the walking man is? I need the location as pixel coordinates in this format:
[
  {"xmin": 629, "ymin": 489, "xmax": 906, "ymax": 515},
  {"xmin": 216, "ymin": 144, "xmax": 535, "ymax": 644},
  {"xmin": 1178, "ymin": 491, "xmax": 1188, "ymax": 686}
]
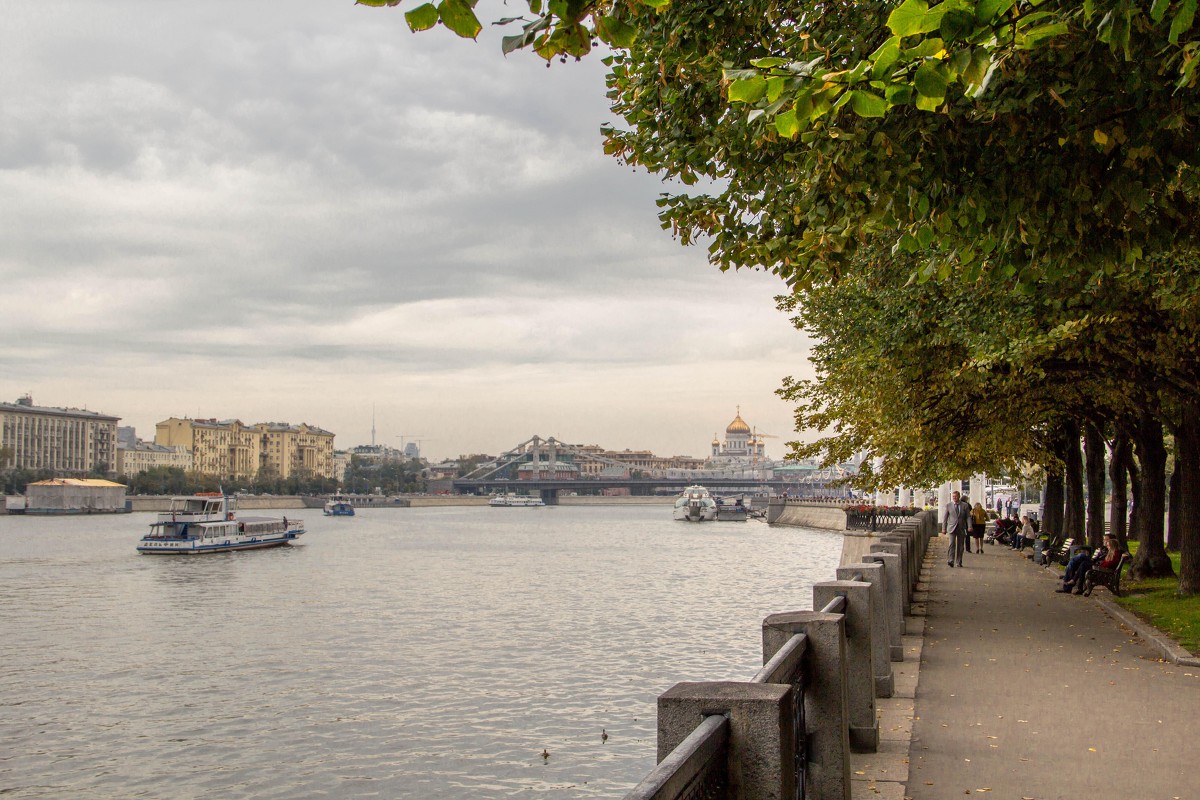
[{"xmin": 942, "ymin": 490, "xmax": 972, "ymax": 567}]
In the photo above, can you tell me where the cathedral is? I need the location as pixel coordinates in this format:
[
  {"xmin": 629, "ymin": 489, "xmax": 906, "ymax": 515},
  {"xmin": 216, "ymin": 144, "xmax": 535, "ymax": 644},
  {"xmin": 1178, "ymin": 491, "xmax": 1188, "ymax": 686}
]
[{"xmin": 710, "ymin": 407, "xmax": 767, "ymax": 463}]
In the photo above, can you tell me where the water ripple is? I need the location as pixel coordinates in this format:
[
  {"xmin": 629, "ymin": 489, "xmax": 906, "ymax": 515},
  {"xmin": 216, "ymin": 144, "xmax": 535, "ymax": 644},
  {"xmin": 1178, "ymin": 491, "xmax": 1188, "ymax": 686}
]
[{"xmin": 0, "ymin": 505, "xmax": 841, "ymax": 798}]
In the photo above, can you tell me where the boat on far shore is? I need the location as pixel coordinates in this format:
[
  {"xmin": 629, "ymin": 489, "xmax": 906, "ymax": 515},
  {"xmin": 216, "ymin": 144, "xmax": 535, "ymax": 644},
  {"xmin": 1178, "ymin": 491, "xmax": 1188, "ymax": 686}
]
[
  {"xmin": 137, "ymin": 493, "xmax": 304, "ymax": 554},
  {"xmin": 488, "ymin": 493, "xmax": 546, "ymax": 507}
]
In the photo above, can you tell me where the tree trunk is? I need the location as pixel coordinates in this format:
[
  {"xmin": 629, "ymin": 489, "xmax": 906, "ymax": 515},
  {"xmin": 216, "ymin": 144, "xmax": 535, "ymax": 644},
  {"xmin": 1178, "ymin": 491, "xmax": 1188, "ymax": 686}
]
[
  {"xmin": 1168, "ymin": 451, "xmax": 1182, "ymax": 552},
  {"xmin": 1062, "ymin": 419, "xmax": 1085, "ymax": 544},
  {"xmin": 1084, "ymin": 423, "xmax": 1107, "ymax": 549},
  {"xmin": 1130, "ymin": 413, "xmax": 1175, "ymax": 580},
  {"xmin": 1176, "ymin": 399, "xmax": 1200, "ymax": 595},
  {"xmin": 1042, "ymin": 467, "xmax": 1065, "ymax": 548},
  {"xmin": 1109, "ymin": 432, "xmax": 1130, "ymax": 550}
]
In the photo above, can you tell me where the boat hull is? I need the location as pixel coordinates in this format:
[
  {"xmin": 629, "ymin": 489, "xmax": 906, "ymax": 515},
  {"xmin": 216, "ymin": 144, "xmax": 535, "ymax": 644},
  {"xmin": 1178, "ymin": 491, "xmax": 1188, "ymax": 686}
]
[{"xmin": 137, "ymin": 531, "xmax": 304, "ymax": 554}]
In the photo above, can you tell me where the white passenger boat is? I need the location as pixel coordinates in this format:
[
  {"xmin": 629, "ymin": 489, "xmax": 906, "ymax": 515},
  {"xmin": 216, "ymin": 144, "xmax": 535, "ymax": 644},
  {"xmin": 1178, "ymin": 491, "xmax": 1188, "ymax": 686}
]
[
  {"xmin": 137, "ymin": 493, "xmax": 305, "ymax": 554},
  {"xmin": 323, "ymin": 495, "xmax": 355, "ymax": 516},
  {"xmin": 673, "ymin": 485, "xmax": 718, "ymax": 521},
  {"xmin": 488, "ymin": 493, "xmax": 546, "ymax": 507}
]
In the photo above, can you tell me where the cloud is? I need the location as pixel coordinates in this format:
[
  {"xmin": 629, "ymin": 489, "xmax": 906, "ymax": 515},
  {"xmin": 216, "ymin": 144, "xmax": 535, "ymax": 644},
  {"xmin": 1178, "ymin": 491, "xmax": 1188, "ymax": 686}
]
[{"xmin": 0, "ymin": 1, "xmax": 814, "ymax": 459}]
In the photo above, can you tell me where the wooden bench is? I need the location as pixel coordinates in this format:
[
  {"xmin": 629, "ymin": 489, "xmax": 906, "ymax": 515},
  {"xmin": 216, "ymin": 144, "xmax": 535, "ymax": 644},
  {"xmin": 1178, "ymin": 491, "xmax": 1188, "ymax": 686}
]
[
  {"xmin": 1083, "ymin": 553, "xmax": 1132, "ymax": 597},
  {"xmin": 1034, "ymin": 537, "xmax": 1074, "ymax": 566}
]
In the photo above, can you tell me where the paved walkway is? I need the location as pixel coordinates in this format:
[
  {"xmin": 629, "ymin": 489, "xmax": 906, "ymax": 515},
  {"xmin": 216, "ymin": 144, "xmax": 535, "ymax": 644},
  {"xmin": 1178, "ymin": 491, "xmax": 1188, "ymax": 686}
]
[{"xmin": 902, "ymin": 536, "xmax": 1199, "ymax": 800}]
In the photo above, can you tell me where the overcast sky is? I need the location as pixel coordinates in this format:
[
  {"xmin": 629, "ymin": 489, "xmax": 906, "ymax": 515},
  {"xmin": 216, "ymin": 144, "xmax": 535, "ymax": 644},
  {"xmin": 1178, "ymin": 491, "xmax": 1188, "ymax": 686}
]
[{"xmin": 0, "ymin": 1, "xmax": 816, "ymax": 462}]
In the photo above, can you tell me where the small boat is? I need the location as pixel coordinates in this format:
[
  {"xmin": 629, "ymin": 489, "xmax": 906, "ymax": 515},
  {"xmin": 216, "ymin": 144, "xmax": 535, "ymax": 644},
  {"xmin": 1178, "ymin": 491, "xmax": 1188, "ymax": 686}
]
[
  {"xmin": 488, "ymin": 493, "xmax": 546, "ymax": 507},
  {"xmin": 714, "ymin": 494, "xmax": 751, "ymax": 522},
  {"xmin": 323, "ymin": 495, "xmax": 355, "ymax": 516},
  {"xmin": 137, "ymin": 493, "xmax": 304, "ymax": 554},
  {"xmin": 673, "ymin": 485, "xmax": 718, "ymax": 521}
]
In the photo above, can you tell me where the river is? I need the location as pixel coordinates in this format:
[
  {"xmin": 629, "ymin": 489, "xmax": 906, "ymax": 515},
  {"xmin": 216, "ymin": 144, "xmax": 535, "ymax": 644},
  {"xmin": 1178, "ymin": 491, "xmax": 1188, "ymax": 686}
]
[{"xmin": 0, "ymin": 504, "xmax": 842, "ymax": 798}]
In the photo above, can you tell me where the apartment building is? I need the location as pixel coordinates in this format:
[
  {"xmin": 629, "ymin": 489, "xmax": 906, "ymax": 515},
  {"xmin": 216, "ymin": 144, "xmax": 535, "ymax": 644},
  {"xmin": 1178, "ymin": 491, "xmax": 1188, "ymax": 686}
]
[
  {"xmin": 0, "ymin": 395, "xmax": 119, "ymax": 475},
  {"xmin": 155, "ymin": 417, "xmax": 334, "ymax": 480},
  {"xmin": 116, "ymin": 440, "xmax": 193, "ymax": 477}
]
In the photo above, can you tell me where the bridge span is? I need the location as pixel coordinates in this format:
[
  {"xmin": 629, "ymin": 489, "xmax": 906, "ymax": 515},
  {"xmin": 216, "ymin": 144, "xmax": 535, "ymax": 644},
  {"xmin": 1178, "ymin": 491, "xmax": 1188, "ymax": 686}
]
[{"xmin": 451, "ymin": 477, "xmax": 850, "ymax": 505}]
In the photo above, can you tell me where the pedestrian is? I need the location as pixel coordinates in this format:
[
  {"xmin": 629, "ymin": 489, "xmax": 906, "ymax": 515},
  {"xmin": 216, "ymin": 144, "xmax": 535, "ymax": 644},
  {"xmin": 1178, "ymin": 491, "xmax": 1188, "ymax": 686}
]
[
  {"xmin": 942, "ymin": 490, "xmax": 972, "ymax": 567},
  {"xmin": 970, "ymin": 502, "xmax": 988, "ymax": 553}
]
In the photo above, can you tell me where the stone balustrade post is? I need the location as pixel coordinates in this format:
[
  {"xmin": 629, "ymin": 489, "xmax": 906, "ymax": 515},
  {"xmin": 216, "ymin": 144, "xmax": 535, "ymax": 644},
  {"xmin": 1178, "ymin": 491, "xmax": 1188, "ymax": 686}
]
[
  {"xmin": 812, "ymin": 581, "xmax": 878, "ymax": 753},
  {"xmin": 658, "ymin": 682, "xmax": 796, "ymax": 800},
  {"xmin": 870, "ymin": 542, "xmax": 907, "ymax": 608},
  {"xmin": 861, "ymin": 551, "xmax": 904, "ymax": 661},
  {"xmin": 835, "ymin": 563, "xmax": 893, "ymax": 698},
  {"xmin": 762, "ymin": 612, "xmax": 851, "ymax": 800}
]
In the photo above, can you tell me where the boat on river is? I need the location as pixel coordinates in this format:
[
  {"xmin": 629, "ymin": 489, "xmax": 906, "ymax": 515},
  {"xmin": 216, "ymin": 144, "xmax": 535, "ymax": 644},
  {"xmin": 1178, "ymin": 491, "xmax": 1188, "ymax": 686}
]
[
  {"xmin": 136, "ymin": 493, "xmax": 305, "ymax": 554},
  {"xmin": 323, "ymin": 495, "xmax": 355, "ymax": 516},
  {"xmin": 488, "ymin": 493, "xmax": 546, "ymax": 507},
  {"xmin": 713, "ymin": 494, "xmax": 751, "ymax": 522},
  {"xmin": 673, "ymin": 485, "xmax": 719, "ymax": 521}
]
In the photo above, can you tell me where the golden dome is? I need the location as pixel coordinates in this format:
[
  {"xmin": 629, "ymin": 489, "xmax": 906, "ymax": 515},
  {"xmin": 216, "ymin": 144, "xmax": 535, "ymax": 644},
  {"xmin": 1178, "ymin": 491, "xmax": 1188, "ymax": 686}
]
[{"xmin": 726, "ymin": 409, "xmax": 751, "ymax": 435}]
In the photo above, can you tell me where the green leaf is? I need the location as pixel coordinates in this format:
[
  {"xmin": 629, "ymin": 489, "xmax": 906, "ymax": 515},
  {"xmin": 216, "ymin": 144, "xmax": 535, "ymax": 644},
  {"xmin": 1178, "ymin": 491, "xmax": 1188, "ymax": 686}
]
[
  {"xmin": 914, "ymin": 61, "xmax": 950, "ymax": 98},
  {"xmin": 851, "ymin": 90, "xmax": 888, "ymax": 117},
  {"xmin": 438, "ymin": 0, "xmax": 482, "ymax": 39},
  {"xmin": 948, "ymin": 48, "xmax": 972, "ymax": 77},
  {"xmin": 729, "ymin": 76, "xmax": 768, "ymax": 103},
  {"xmin": 404, "ymin": 2, "xmax": 439, "ymax": 31},
  {"xmin": 596, "ymin": 15, "xmax": 637, "ymax": 48},
  {"xmin": 357, "ymin": 0, "xmax": 403, "ymax": 6},
  {"xmin": 751, "ymin": 57, "xmax": 789, "ymax": 68},
  {"xmin": 962, "ymin": 47, "xmax": 990, "ymax": 85},
  {"xmin": 887, "ymin": 0, "xmax": 930, "ymax": 36},
  {"xmin": 940, "ymin": 8, "xmax": 977, "ymax": 40},
  {"xmin": 1150, "ymin": 0, "xmax": 1170, "ymax": 23},
  {"xmin": 886, "ymin": 83, "xmax": 914, "ymax": 104},
  {"xmin": 1019, "ymin": 22, "xmax": 1069, "ymax": 48},
  {"xmin": 1170, "ymin": 0, "xmax": 1197, "ymax": 43},
  {"xmin": 904, "ymin": 37, "xmax": 946, "ymax": 59},
  {"xmin": 915, "ymin": 92, "xmax": 943, "ymax": 111},
  {"xmin": 870, "ymin": 36, "xmax": 902, "ymax": 79},
  {"xmin": 975, "ymin": 0, "xmax": 1017, "ymax": 24},
  {"xmin": 767, "ymin": 75, "xmax": 787, "ymax": 102},
  {"xmin": 639, "ymin": 0, "xmax": 671, "ymax": 9},
  {"xmin": 775, "ymin": 108, "xmax": 802, "ymax": 138}
]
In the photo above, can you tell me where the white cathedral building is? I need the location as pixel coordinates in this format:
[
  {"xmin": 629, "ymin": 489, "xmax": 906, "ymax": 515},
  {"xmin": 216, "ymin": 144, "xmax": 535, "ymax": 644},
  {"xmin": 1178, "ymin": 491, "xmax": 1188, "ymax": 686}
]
[{"xmin": 710, "ymin": 407, "xmax": 768, "ymax": 463}]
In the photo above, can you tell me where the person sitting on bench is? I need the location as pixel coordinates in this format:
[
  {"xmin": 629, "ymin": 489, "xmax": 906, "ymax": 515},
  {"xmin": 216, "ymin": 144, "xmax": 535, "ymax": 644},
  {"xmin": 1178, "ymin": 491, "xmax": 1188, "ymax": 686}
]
[
  {"xmin": 1058, "ymin": 535, "xmax": 1120, "ymax": 594},
  {"xmin": 1056, "ymin": 544, "xmax": 1098, "ymax": 594}
]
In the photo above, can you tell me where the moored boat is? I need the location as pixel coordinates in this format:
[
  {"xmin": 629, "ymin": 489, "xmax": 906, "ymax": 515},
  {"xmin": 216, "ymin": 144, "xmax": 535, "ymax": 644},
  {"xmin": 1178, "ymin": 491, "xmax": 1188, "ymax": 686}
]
[
  {"xmin": 137, "ymin": 493, "xmax": 304, "ymax": 554},
  {"xmin": 673, "ymin": 485, "xmax": 718, "ymax": 521},
  {"xmin": 714, "ymin": 494, "xmax": 751, "ymax": 521},
  {"xmin": 488, "ymin": 493, "xmax": 546, "ymax": 507}
]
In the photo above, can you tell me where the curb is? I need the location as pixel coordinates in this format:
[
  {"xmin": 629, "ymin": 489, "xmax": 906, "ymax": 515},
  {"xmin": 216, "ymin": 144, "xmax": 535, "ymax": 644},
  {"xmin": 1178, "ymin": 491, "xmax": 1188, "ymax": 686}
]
[
  {"xmin": 1029, "ymin": 550, "xmax": 1200, "ymax": 667},
  {"xmin": 1093, "ymin": 595, "xmax": 1200, "ymax": 667}
]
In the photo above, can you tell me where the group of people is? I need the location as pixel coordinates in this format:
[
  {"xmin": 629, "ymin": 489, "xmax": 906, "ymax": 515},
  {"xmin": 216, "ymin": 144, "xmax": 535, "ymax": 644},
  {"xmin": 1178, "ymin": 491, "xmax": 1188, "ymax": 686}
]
[
  {"xmin": 942, "ymin": 490, "xmax": 1039, "ymax": 566},
  {"xmin": 1056, "ymin": 535, "xmax": 1123, "ymax": 595},
  {"xmin": 942, "ymin": 490, "xmax": 1125, "ymax": 594}
]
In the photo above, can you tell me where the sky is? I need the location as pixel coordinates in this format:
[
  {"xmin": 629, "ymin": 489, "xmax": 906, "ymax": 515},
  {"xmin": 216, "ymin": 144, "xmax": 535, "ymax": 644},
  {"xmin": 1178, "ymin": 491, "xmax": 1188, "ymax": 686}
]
[{"xmin": 0, "ymin": 1, "xmax": 817, "ymax": 462}]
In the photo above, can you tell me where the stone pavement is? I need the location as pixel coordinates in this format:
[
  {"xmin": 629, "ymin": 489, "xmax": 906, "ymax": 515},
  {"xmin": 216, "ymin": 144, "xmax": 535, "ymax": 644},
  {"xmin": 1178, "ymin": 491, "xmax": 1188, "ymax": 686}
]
[{"xmin": 900, "ymin": 535, "xmax": 1200, "ymax": 800}]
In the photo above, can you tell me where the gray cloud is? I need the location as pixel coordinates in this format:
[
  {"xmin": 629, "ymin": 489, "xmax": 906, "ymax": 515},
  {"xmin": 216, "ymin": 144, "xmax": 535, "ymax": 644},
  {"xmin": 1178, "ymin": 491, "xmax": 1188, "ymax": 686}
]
[{"xmin": 0, "ymin": 1, "xmax": 813, "ymax": 458}]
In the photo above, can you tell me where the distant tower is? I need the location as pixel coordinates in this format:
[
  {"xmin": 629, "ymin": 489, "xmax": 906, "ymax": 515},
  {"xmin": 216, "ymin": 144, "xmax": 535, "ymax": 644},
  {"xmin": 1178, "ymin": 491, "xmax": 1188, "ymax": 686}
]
[{"xmin": 371, "ymin": 404, "xmax": 376, "ymax": 447}]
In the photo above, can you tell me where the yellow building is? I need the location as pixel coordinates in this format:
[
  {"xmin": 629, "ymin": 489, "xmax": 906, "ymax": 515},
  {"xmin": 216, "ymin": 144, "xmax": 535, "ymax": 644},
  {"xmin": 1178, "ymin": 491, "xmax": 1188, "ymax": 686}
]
[
  {"xmin": 0, "ymin": 395, "xmax": 119, "ymax": 475},
  {"xmin": 155, "ymin": 418, "xmax": 335, "ymax": 481}
]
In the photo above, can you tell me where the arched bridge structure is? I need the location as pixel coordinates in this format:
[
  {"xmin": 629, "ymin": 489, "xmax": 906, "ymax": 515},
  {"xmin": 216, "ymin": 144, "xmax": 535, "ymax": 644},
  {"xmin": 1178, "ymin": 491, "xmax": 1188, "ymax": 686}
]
[{"xmin": 453, "ymin": 435, "xmax": 853, "ymax": 505}]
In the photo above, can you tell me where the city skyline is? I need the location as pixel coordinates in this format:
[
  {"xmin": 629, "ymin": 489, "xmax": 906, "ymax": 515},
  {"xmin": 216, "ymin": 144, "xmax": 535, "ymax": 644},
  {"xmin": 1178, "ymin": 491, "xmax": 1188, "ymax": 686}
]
[{"xmin": 0, "ymin": 2, "xmax": 817, "ymax": 462}]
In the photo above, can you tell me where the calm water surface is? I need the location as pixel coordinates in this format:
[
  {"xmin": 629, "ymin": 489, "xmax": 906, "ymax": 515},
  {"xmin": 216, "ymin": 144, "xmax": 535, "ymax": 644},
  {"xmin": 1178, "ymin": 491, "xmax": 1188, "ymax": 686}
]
[{"xmin": 0, "ymin": 504, "xmax": 842, "ymax": 798}]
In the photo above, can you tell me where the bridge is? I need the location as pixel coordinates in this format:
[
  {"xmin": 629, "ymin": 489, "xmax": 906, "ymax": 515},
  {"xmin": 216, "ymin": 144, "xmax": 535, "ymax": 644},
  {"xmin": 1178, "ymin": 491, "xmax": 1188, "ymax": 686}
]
[{"xmin": 452, "ymin": 435, "xmax": 853, "ymax": 504}]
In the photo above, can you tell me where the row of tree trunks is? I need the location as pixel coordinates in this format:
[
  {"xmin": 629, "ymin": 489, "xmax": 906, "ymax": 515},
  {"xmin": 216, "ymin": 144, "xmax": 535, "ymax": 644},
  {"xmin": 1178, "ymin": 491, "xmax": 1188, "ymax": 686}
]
[{"xmin": 1108, "ymin": 433, "xmax": 1130, "ymax": 549}]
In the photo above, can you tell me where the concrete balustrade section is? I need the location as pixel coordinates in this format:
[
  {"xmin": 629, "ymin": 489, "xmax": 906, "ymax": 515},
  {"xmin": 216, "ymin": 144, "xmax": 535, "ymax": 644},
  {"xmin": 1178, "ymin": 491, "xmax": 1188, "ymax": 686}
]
[{"xmin": 622, "ymin": 507, "xmax": 932, "ymax": 800}]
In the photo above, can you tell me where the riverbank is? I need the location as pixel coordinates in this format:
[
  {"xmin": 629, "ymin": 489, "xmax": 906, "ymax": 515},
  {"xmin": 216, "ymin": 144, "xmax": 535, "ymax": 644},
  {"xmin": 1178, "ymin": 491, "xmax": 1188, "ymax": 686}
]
[{"xmin": 109, "ymin": 494, "xmax": 676, "ymax": 512}]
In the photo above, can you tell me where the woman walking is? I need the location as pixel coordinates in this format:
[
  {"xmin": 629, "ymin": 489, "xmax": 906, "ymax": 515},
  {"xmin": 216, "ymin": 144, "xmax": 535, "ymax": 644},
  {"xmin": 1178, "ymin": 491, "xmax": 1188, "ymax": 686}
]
[{"xmin": 970, "ymin": 502, "xmax": 988, "ymax": 553}]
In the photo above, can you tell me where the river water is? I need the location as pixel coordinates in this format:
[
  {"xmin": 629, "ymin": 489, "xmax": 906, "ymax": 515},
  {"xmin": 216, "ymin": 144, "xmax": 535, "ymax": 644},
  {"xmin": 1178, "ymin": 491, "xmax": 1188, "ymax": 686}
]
[{"xmin": 0, "ymin": 504, "xmax": 842, "ymax": 799}]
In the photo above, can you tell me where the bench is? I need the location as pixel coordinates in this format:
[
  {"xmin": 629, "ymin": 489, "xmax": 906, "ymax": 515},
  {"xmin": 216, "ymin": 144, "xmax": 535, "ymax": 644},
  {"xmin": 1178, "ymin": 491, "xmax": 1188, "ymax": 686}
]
[
  {"xmin": 1082, "ymin": 553, "xmax": 1132, "ymax": 597},
  {"xmin": 1033, "ymin": 537, "xmax": 1073, "ymax": 566}
]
